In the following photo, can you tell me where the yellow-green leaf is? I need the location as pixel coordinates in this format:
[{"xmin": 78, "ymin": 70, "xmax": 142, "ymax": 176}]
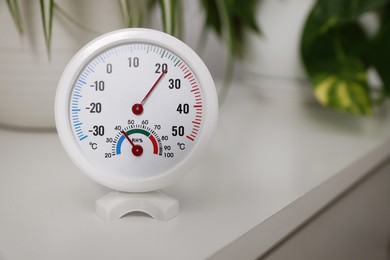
[
  {"xmin": 314, "ymin": 75, "xmax": 372, "ymax": 115},
  {"xmin": 314, "ymin": 75, "xmax": 337, "ymax": 105}
]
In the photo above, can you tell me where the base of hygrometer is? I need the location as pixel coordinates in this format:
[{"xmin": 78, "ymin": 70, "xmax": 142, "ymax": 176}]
[{"xmin": 95, "ymin": 190, "xmax": 179, "ymax": 221}]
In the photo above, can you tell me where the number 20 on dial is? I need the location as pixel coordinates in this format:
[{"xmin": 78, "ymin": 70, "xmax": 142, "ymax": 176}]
[{"xmin": 55, "ymin": 28, "xmax": 218, "ymax": 192}]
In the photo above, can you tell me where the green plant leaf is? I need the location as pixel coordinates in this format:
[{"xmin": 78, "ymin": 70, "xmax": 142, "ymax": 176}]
[
  {"xmin": 301, "ymin": 0, "xmax": 390, "ymax": 115},
  {"xmin": 157, "ymin": 0, "xmax": 182, "ymax": 38},
  {"xmin": 6, "ymin": 0, "xmax": 24, "ymax": 34},
  {"xmin": 365, "ymin": 3, "xmax": 390, "ymax": 97},
  {"xmin": 119, "ymin": 0, "xmax": 131, "ymax": 27},
  {"xmin": 201, "ymin": 0, "xmax": 260, "ymax": 58},
  {"xmin": 40, "ymin": 0, "xmax": 54, "ymax": 59},
  {"xmin": 119, "ymin": 0, "xmax": 147, "ymax": 28},
  {"xmin": 313, "ymin": 74, "xmax": 372, "ymax": 115},
  {"xmin": 201, "ymin": 0, "xmax": 221, "ymax": 34}
]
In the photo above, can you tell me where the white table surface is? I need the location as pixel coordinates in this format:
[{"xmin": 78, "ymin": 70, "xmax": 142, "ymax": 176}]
[{"xmin": 1, "ymin": 84, "xmax": 390, "ymax": 260}]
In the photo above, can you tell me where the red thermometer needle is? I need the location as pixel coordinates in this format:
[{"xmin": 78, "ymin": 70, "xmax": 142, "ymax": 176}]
[
  {"xmin": 132, "ymin": 69, "xmax": 167, "ymax": 115},
  {"xmin": 121, "ymin": 130, "xmax": 143, "ymax": 156}
]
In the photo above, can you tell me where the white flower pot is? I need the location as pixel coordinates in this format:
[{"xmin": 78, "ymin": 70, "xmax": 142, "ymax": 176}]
[
  {"xmin": 0, "ymin": 0, "xmax": 123, "ymax": 129},
  {"xmin": 244, "ymin": 0, "xmax": 316, "ymax": 104}
]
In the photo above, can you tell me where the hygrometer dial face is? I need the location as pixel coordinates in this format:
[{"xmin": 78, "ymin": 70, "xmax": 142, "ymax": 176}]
[{"xmin": 56, "ymin": 29, "xmax": 218, "ymax": 192}]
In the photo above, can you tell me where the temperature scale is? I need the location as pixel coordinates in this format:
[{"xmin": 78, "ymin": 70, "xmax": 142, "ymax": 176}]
[{"xmin": 55, "ymin": 28, "xmax": 218, "ymax": 221}]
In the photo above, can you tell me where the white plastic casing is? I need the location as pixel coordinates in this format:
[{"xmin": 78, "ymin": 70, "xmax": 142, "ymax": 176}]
[{"xmin": 55, "ymin": 28, "xmax": 218, "ymax": 192}]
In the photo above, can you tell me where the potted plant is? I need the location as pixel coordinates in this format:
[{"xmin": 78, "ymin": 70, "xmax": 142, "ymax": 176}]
[
  {"xmin": 1, "ymin": 0, "xmax": 260, "ymax": 129},
  {"xmin": 1, "ymin": 0, "xmax": 125, "ymax": 129},
  {"xmin": 301, "ymin": 0, "xmax": 390, "ymax": 115},
  {"xmin": 0, "ymin": 0, "xmax": 187, "ymax": 129},
  {"xmin": 244, "ymin": 0, "xmax": 390, "ymax": 115}
]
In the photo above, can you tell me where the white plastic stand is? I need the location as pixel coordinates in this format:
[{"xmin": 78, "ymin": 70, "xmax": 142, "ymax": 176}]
[{"xmin": 95, "ymin": 190, "xmax": 179, "ymax": 221}]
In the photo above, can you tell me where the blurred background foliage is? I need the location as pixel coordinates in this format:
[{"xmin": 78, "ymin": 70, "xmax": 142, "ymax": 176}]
[
  {"xmin": 301, "ymin": 0, "xmax": 390, "ymax": 115},
  {"xmin": 5, "ymin": 0, "xmax": 390, "ymax": 115}
]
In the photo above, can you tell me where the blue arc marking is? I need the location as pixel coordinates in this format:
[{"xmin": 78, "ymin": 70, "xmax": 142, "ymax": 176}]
[
  {"xmin": 79, "ymin": 135, "xmax": 88, "ymax": 141},
  {"xmin": 116, "ymin": 136, "xmax": 125, "ymax": 155}
]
